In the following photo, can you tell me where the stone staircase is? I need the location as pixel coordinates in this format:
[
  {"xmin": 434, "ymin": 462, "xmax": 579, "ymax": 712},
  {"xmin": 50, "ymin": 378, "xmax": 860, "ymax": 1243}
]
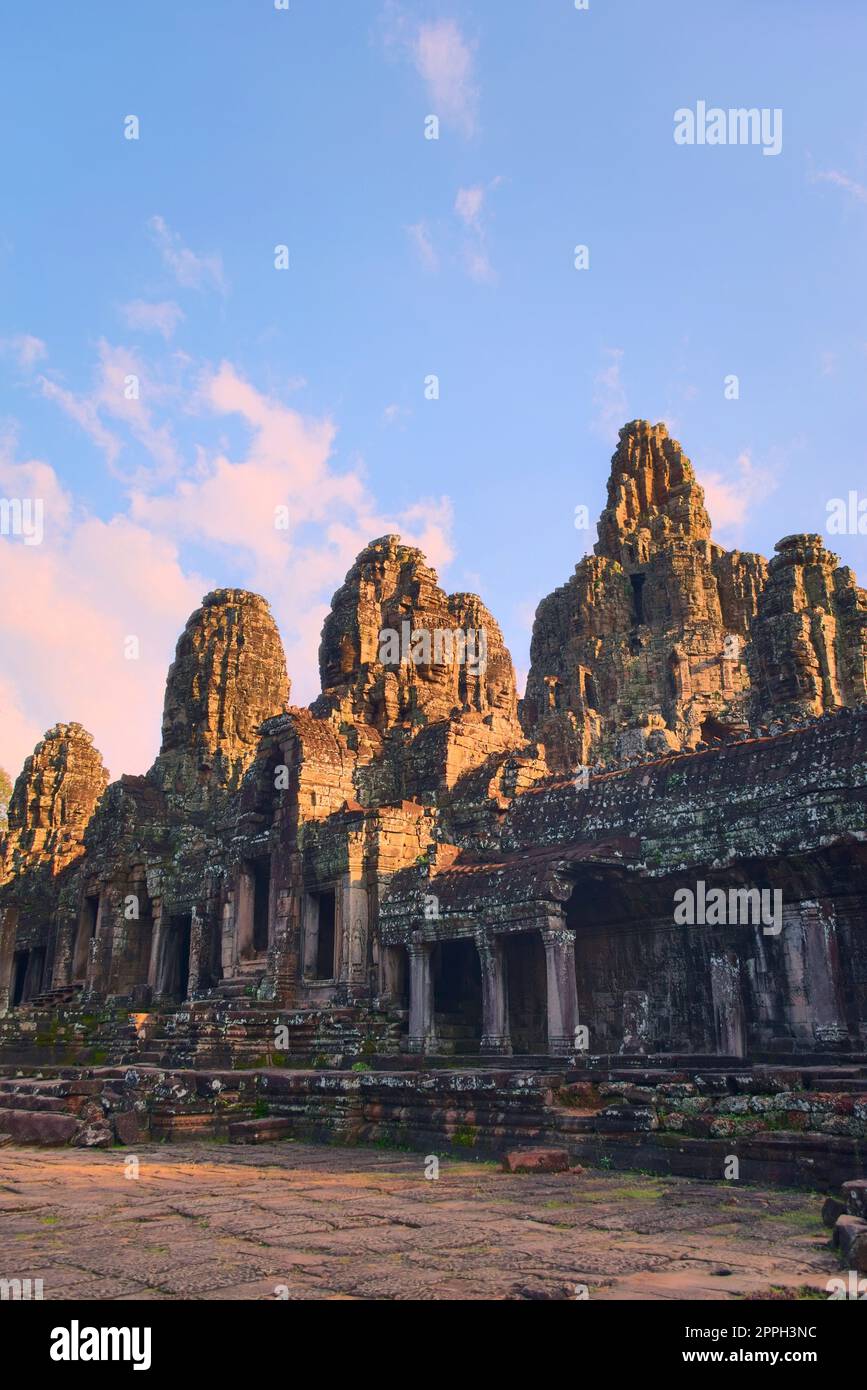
[
  {"xmin": 0, "ymin": 1074, "xmax": 117, "ymax": 1146},
  {"xmin": 432, "ymin": 1008, "xmax": 481, "ymax": 1056},
  {"xmin": 0, "ymin": 992, "xmax": 407, "ymax": 1071},
  {"xmin": 0, "ymin": 1055, "xmax": 865, "ymax": 1191}
]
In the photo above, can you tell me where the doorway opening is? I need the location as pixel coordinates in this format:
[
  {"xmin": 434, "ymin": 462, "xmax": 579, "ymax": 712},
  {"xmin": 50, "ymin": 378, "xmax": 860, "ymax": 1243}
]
[
  {"xmin": 503, "ymin": 932, "xmax": 547, "ymax": 1053},
  {"xmin": 11, "ymin": 950, "xmax": 29, "ymax": 1007},
  {"xmin": 432, "ymin": 938, "xmax": 482, "ymax": 1053},
  {"xmin": 158, "ymin": 914, "xmax": 192, "ymax": 1000},
  {"xmin": 252, "ymin": 858, "xmax": 271, "ymax": 954},
  {"xmin": 314, "ymin": 890, "xmax": 336, "ymax": 979},
  {"xmin": 73, "ymin": 895, "xmax": 99, "ymax": 981}
]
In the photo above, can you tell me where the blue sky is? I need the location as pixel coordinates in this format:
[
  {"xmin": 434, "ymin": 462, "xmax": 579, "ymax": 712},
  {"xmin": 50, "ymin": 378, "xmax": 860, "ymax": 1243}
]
[{"xmin": 1, "ymin": 0, "xmax": 866, "ymax": 778}]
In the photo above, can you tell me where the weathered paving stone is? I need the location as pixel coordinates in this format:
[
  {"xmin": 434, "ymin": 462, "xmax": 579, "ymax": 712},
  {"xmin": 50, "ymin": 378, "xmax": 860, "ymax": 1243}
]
[
  {"xmin": 0, "ymin": 1139, "xmax": 840, "ymax": 1301},
  {"xmin": 502, "ymin": 1148, "xmax": 572, "ymax": 1174}
]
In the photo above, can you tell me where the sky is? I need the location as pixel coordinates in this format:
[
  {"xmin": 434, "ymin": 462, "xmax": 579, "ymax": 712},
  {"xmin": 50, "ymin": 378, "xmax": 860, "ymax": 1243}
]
[{"xmin": 1, "ymin": 0, "xmax": 866, "ymax": 781}]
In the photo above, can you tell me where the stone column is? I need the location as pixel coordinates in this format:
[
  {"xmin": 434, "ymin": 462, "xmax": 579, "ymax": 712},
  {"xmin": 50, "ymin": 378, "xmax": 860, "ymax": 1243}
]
[
  {"xmin": 379, "ymin": 944, "xmax": 406, "ymax": 1007},
  {"xmin": 301, "ymin": 893, "xmax": 319, "ymax": 980},
  {"xmin": 0, "ymin": 907, "xmax": 18, "ymax": 1015},
  {"xmin": 406, "ymin": 941, "xmax": 435, "ymax": 1053},
  {"xmin": 540, "ymin": 922, "xmax": 579, "ymax": 1056},
  {"xmin": 235, "ymin": 865, "xmax": 255, "ymax": 962},
  {"xmin": 186, "ymin": 906, "xmax": 204, "ymax": 998},
  {"xmin": 148, "ymin": 903, "xmax": 164, "ymax": 992},
  {"xmin": 87, "ymin": 888, "xmax": 114, "ymax": 998},
  {"xmin": 476, "ymin": 931, "xmax": 511, "ymax": 1054},
  {"xmin": 273, "ymin": 887, "xmax": 300, "ymax": 1008}
]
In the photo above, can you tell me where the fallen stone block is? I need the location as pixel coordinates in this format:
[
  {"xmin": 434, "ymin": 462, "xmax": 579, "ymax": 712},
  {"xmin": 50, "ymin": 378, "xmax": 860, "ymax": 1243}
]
[
  {"xmin": 822, "ymin": 1196, "xmax": 847, "ymax": 1228},
  {"xmin": 833, "ymin": 1214, "xmax": 867, "ymax": 1271},
  {"xmin": 501, "ymin": 1147, "xmax": 571, "ymax": 1174}
]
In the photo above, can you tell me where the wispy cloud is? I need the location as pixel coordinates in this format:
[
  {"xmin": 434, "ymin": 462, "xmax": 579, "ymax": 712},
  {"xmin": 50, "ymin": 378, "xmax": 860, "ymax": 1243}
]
[
  {"xmin": 700, "ymin": 450, "xmax": 779, "ymax": 537},
  {"xmin": 148, "ymin": 215, "xmax": 227, "ymax": 293},
  {"xmin": 810, "ymin": 167, "xmax": 867, "ymax": 205},
  {"xmin": 0, "ymin": 334, "xmax": 47, "ymax": 370},
  {"xmin": 39, "ymin": 340, "xmax": 182, "ymax": 483},
  {"xmin": 454, "ymin": 179, "xmax": 501, "ymax": 282},
  {"xmin": 591, "ymin": 348, "xmax": 627, "ymax": 443},
  {"xmin": 406, "ymin": 220, "xmax": 439, "ymax": 271},
  {"xmin": 382, "ymin": 7, "xmax": 479, "ymax": 137},
  {"xmin": 120, "ymin": 299, "xmax": 185, "ymax": 339},
  {"xmin": 416, "ymin": 19, "xmax": 479, "ymax": 136},
  {"xmin": 1, "ymin": 354, "xmax": 455, "ymax": 781}
]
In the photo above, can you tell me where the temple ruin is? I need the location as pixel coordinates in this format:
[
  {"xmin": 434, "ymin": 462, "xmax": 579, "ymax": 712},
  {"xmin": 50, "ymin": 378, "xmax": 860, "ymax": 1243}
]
[{"xmin": 1, "ymin": 421, "xmax": 866, "ymax": 1177}]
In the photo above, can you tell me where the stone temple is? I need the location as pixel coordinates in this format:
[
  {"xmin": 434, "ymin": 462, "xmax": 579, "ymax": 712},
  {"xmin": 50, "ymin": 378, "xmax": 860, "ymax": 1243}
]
[{"xmin": 1, "ymin": 421, "xmax": 866, "ymax": 1184}]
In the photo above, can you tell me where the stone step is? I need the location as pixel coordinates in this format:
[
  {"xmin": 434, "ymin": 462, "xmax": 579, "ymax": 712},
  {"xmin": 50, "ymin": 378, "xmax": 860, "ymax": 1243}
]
[
  {"xmin": 434, "ymin": 1023, "xmax": 480, "ymax": 1040},
  {"xmin": 0, "ymin": 1108, "xmax": 79, "ymax": 1145},
  {"xmin": 0, "ymin": 1093, "xmax": 77, "ymax": 1114},
  {"xmin": 0, "ymin": 1078, "xmax": 103, "ymax": 1097},
  {"xmin": 228, "ymin": 1117, "xmax": 291, "ymax": 1144}
]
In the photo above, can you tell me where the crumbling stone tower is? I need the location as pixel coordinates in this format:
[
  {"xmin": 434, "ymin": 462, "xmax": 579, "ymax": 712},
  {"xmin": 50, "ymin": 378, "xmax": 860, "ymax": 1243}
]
[{"xmin": 522, "ymin": 420, "xmax": 867, "ymax": 769}]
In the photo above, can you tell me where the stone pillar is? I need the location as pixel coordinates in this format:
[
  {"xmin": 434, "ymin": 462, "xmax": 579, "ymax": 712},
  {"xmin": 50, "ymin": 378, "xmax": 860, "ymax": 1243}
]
[
  {"xmin": 0, "ymin": 907, "xmax": 18, "ymax": 1015},
  {"xmin": 148, "ymin": 903, "xmax": 164, "ymax": 992},
  {"xmin": 235, "ymin": 865, "xmax": 255, "ymax": 962},
  {"xmin": 476, "ymin": 931, "xmax": 511, "ymax": 1054},
  {"xmin": 187, "ymin": 906, "xmax": 204, "ymax": 997},
  {"xmin": 301, "ymin": 893, "xmax": 319, "ymax": 980},
  {"xmin": 406, "ymin": 941, "xmax": 435, "ymax": 1053},
  {"xmin": 88, "ymin": 888, "xmax": 114, "ymax": 998},
  {"xmin": 379, "ymin": 944, "xmax": 406, "ymax": 1006},
  {"xmin": 273, "ymin": 887, "xmax": 300, "ymax": 1008},
  {"xmin": 540, "ymin": 922, "xmax": 579, "ymax": 1056}
]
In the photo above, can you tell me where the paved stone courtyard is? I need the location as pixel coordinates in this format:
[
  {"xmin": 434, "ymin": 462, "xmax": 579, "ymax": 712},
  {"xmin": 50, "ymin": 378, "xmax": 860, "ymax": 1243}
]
[{"xmin": 0, "ymin": 1139, "xmax": 840, "ymax": 1300}]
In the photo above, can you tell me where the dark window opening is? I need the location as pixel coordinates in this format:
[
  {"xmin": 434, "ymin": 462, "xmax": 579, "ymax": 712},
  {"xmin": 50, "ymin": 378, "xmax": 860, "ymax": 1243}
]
[
  {"xmin": 699, "ymin": 715, "xmax": 735, "ymax": 745},
  {"xmin": 584, "ymin": 673, "xmax": 599, "ymax": 712},
  {"xmin": 252, "ymin": 858, "xmax": 271, "ymax": 953},
  {"xmin": 630, "ymin": 573, "xmax": 646, "ymax": 625},
  {"xmin": 314, "ymin": 890, "xmax": 336, "ymax": 979},
  {"xmin": 11, "ymin": 951, "xmax": 29, "ymax": 1007}
]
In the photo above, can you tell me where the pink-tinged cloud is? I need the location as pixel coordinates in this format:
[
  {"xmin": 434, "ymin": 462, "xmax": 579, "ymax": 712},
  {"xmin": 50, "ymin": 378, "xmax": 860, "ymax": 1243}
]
[
  {"xmin": 148, "ymin": 215, "xmax": 227, "ymax": 293},
  {"xmin": 700, "ymin": 451, "xmax": 778, "ymax": 536},
  {"xmin": 406, "ymin": 221, "xmax": 439, "ymax": 271},
  {"xmin": 591, "ymin": 348, "xmax": 627, "ymax": 443},
  {"xmin": 1, "ymin": 334, "xmax": 47, "ymax": 370},
  {"xmin": 0, "ymin": 362, "xmax": 456, "ymax": 783},
  {"xmin": 415, "ymin": 19, "xmax": 479, "ymax": 136},
  {"xmin": 0, "ymin": 449, "xmax": 204, "ymax": 781},
  {"xmin": 121, "ymin": 299, "xmax": 185, "ymax": 339},
  {"xmin": 40, "ymin": 340, "xmax": 181, "ymax": 483},
  {"xmin": 454, "ymin": 186, "xmax": 485, "ymax": 228},
  {"xmin": 811, "ymin": 168, "xmax": 867, "ymax": 205}
]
